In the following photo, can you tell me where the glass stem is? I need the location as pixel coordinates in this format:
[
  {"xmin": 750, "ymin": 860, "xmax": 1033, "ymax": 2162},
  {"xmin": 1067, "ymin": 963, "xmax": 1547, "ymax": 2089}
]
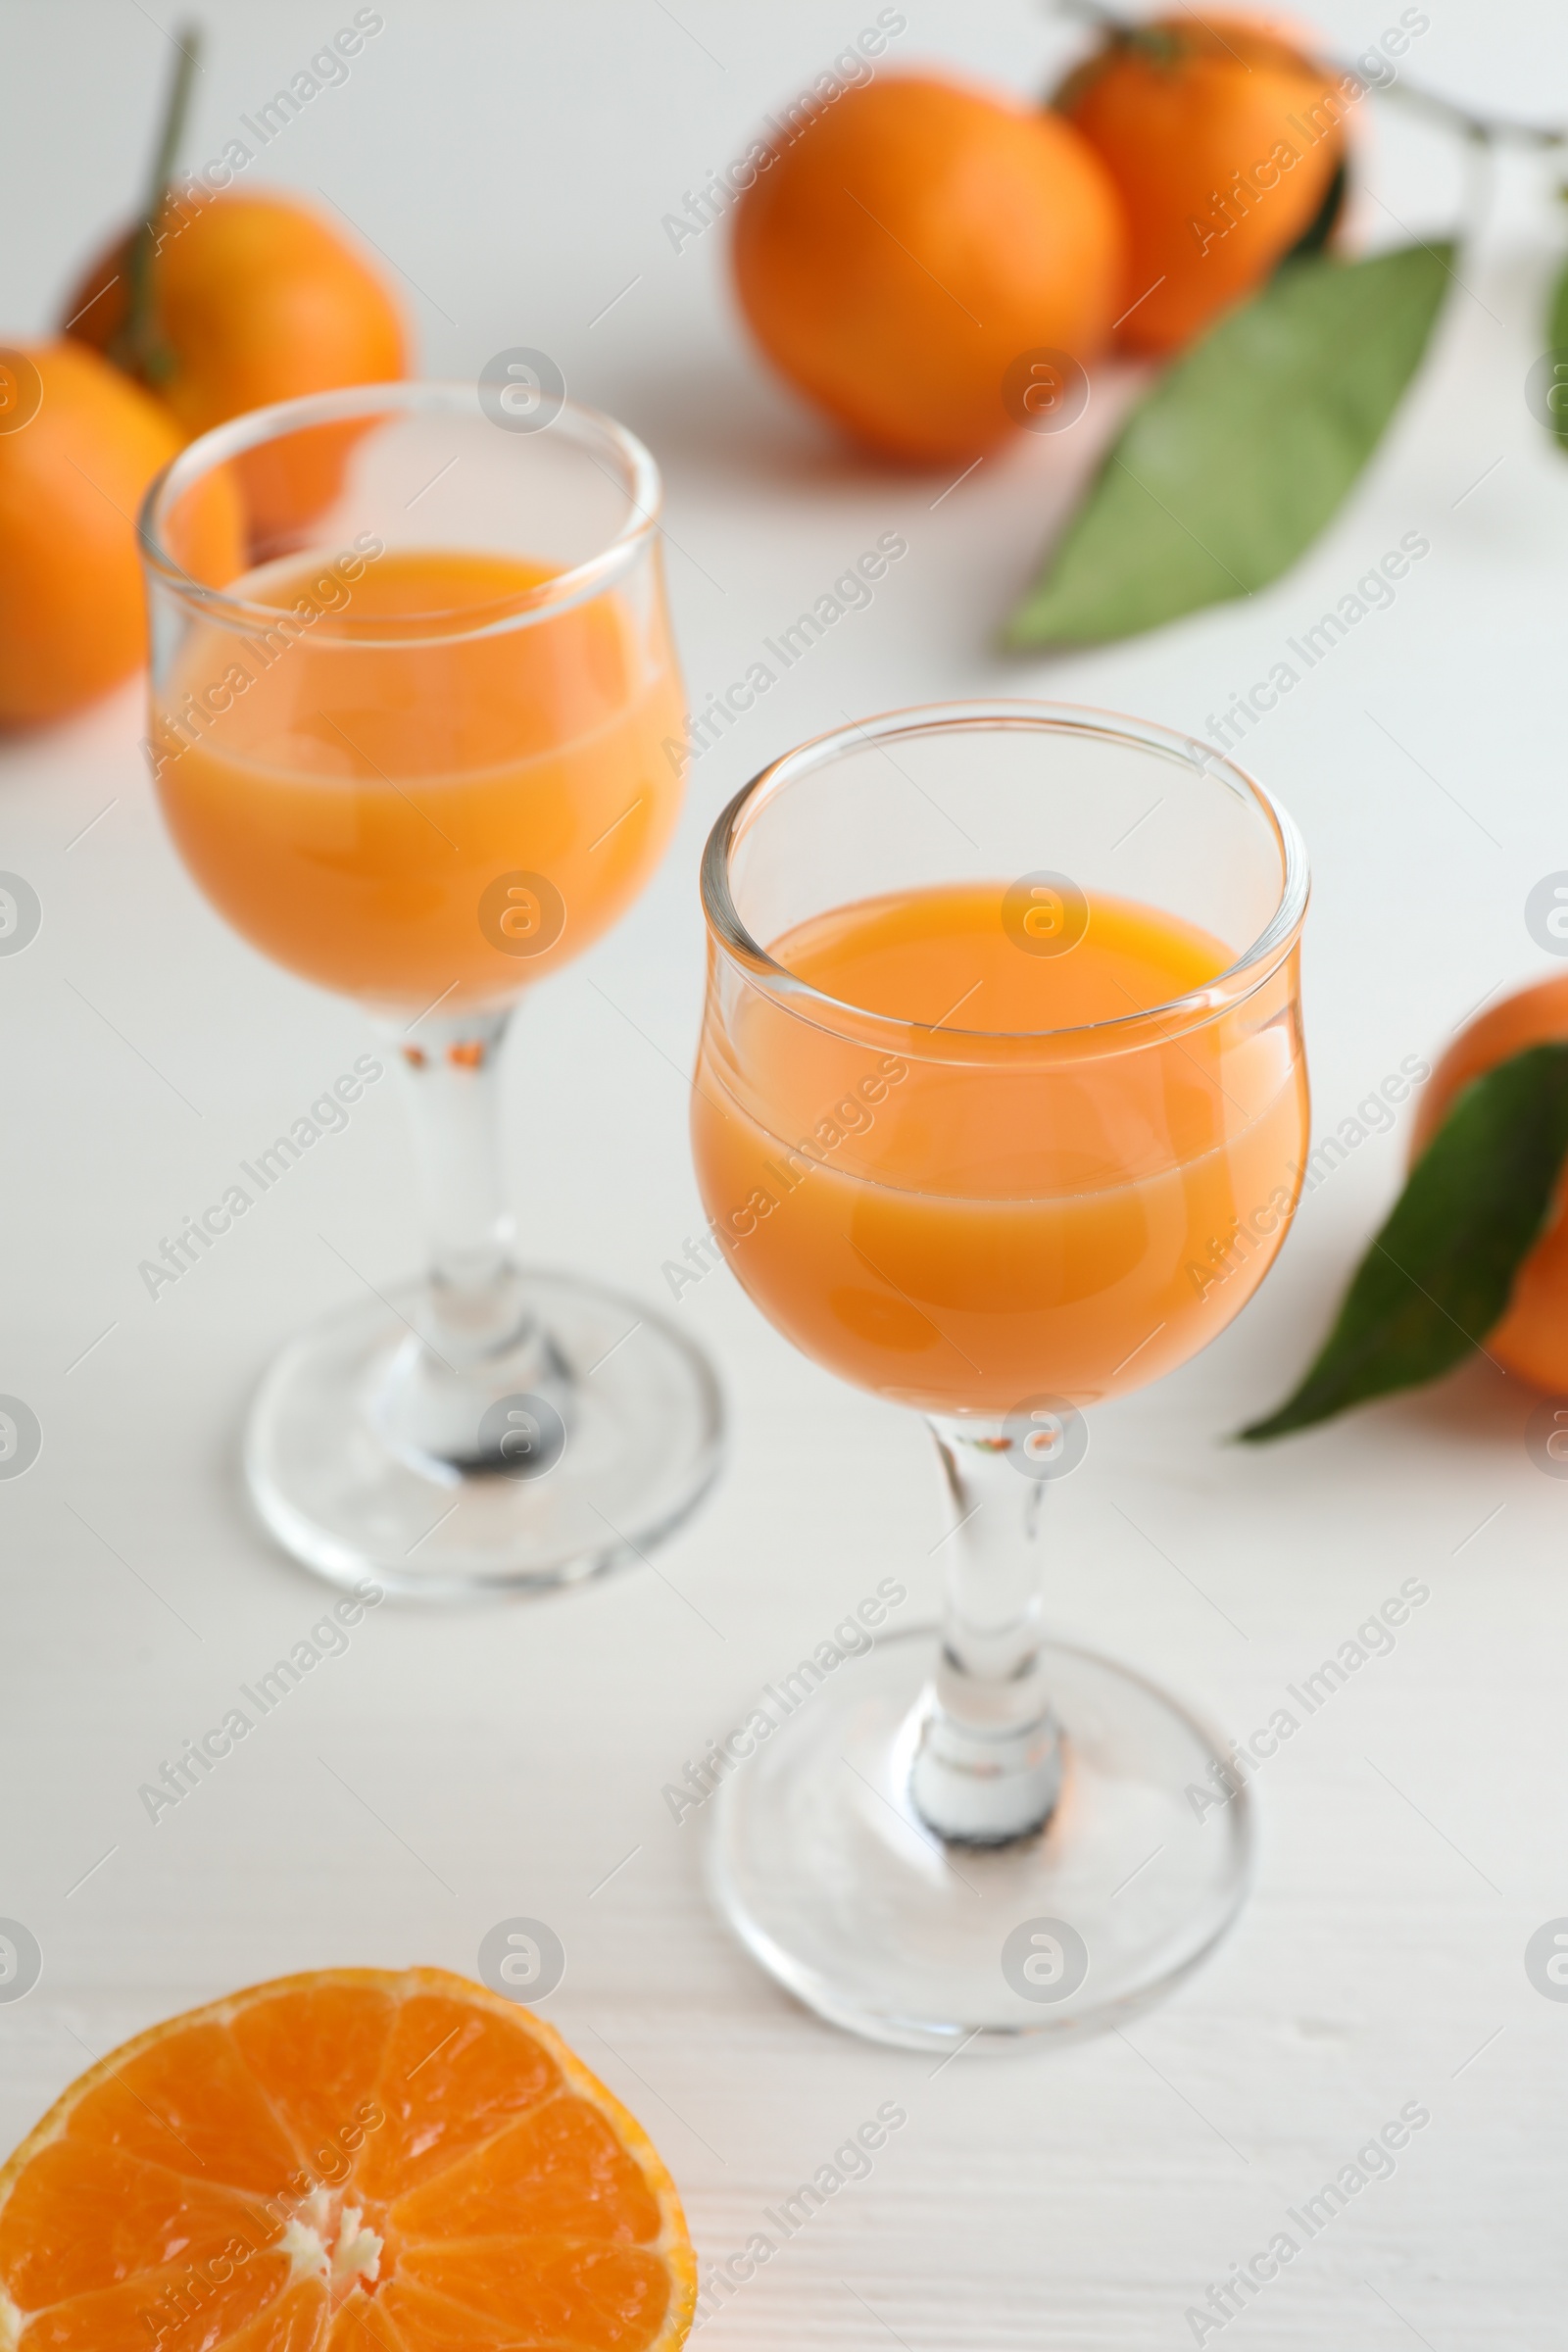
[
  {"xmin": 383, "ymin": 1007, "xmax": 536, "ymax": 1372},
  {"xmin": 908, "ymin": 1416, "xmax": 1062, "ymax": 1844}
]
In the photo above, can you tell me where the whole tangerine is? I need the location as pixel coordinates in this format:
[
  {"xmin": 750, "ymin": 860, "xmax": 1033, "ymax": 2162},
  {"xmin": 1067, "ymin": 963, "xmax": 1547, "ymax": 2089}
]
[
  {"xmin": 63, "ymin": 189, "xmax": 407, "ymax": 538},
  {"xmin": 1057, "ymin": 12, "xmax": 1349, "ymax": 359},
  {"xmin": 0, "ymin": 340, "xmax": 185, "ymax": 728},
  {"xmin": 1410, "ymin": 974, "xmax": 1568, "ymax": 1395},
  {"xmin": 731, "ymin": 73, "xmax": 1126, "ymax": 466}
]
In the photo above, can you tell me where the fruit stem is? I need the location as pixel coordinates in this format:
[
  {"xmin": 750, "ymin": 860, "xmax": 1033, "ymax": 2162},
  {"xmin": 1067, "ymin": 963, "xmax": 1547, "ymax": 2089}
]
[
  {"xmin": 1054, "ymin": 0, "xmax": 1568, "ymax": 148},
  {"xmin": 109, "ymin": 24, "xmax": 203, "ymax": 385}
]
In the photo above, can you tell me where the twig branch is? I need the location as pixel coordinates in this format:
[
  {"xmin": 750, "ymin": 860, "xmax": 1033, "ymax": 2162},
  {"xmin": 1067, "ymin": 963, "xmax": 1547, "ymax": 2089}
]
[{"xmin": 109, "ymin": 24, "xmax": 203, "ymax": 383}]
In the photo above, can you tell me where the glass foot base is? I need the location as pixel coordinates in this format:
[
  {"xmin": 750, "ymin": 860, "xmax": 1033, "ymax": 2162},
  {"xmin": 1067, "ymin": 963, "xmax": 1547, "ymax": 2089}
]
[
  {"xmin": 710, "ymin": 1625, "xmax": 1251, "ymax": 2051},
  {"xmin": 244, "ymin": 1268, "xmax": 724, "ymax": 1599}
]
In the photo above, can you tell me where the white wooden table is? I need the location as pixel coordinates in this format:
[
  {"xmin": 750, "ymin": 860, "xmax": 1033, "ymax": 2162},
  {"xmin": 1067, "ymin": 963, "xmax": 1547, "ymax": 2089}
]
[{"xmin": 4, "ymin": 3, "xmax": 1567, "ymax": 2341}]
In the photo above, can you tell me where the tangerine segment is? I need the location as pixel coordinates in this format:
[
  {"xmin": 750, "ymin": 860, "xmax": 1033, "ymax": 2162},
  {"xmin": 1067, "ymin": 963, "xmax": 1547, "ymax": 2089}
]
[
  {"xmin": 397, "ymin": 2239, "xmax": 672, "ymax": 2349},
  {"xmin": 229, "ymin": 1984, "xmax": 396, "ymax": 2187},
  {"xmin": 65, "ymin": 2024, "xmax": 303, "ymax": 2196},
  {"xmin": 366, "ymin": 2282, "xmax": 517, "ymax": 2349},
  {"xmin": 389, "ymin": 2097, "xmax": 661, "ymax": 2245},
  {"xmin": 320, "ymin": 2290, "xmax": 405, "ymax": 2351},
  {"xmin": 0, "ymin": 2138, "xmax": 264, "ymax": 2309},
  {"xmin": 356, "ymin": 1995, "xmax": 561, "ymax": 2202},
  {"xmin": 14, "ymin": 2250, "xmax": 292, "ymax": 2352},
  {"xmin": 0, "ymin": 1971, "xmax": 695, "ymax": 2352},
  {"xmin": 225, "ymin": 2283, "xmax": 332, "ymax": 2351}
]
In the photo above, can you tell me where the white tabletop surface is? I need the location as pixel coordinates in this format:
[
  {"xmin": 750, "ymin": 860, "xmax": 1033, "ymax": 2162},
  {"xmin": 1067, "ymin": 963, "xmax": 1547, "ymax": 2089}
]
[{"xmin": 5, "ymin": 2, "xmax": 1568, "ymax": 2343}]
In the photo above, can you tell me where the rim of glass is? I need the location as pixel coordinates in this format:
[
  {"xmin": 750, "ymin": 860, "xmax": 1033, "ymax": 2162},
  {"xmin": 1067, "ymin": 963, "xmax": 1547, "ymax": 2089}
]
[
  {"xmin": 137, "ymin": 379, "xmax": 662, "ymax": 640},
  {"xmin": 700, "ymin": 700, "xmax": 1310, "ymax": 1047}
]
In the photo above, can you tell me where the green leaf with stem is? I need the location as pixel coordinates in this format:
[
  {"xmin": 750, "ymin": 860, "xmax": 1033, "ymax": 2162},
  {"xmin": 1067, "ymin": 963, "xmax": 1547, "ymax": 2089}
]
[
  {"xmin": 1004, "ymin": 241, "xmax": 1453, "ymax": 649},
  {"xmin": 1241, "ymin": 1043, "xmax": 1568, "ymax": 1442}
]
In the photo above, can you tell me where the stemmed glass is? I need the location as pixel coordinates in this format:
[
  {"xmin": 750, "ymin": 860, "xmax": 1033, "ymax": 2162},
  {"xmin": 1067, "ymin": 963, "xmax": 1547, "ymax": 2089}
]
[
  {"xmin": 138, "ymin": 382, "xmax": 721, "ymax": 1597},
  {"xmin": 693, "ymin": 702, "xmax": 1308, "ymax": 2047}
]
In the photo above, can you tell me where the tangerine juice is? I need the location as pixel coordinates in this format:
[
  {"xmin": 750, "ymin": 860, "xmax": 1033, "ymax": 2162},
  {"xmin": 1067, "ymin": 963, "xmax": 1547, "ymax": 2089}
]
[
  {"xmin": 692, "ymin": 881, "xmax": 1307, "ymax": 1414},
  {"xmin": 151, "ymin": 545, "xmax": 684, "ymax": 1010}
]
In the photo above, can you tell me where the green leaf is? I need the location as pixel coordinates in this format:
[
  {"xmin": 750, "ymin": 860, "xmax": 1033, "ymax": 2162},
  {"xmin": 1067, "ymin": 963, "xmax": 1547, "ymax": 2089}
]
[
  {"xmin": 1004, "ymin": 241, "xmax": 1454, "ymax": 648},
  {"xmin": 1241, "ymin": 1043, "xmax": 1568, "ymax": 1444},
  {"xmin": 1545, "ymin": 251, "xmax": 1568, "ymax": 452}
]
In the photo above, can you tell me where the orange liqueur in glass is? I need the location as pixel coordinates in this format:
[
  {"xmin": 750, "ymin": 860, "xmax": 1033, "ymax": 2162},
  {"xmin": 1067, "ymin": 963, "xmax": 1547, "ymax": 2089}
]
[{"xmin": 694, "ymin": 878, "xmax": 1305, "ymax": 1413}]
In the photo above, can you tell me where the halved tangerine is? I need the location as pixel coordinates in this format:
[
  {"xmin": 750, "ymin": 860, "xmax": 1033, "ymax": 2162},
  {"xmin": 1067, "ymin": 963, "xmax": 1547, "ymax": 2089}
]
[{"xmin": 0, "ymin": 1967, "xmax": 695, "ymax": 2352}]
